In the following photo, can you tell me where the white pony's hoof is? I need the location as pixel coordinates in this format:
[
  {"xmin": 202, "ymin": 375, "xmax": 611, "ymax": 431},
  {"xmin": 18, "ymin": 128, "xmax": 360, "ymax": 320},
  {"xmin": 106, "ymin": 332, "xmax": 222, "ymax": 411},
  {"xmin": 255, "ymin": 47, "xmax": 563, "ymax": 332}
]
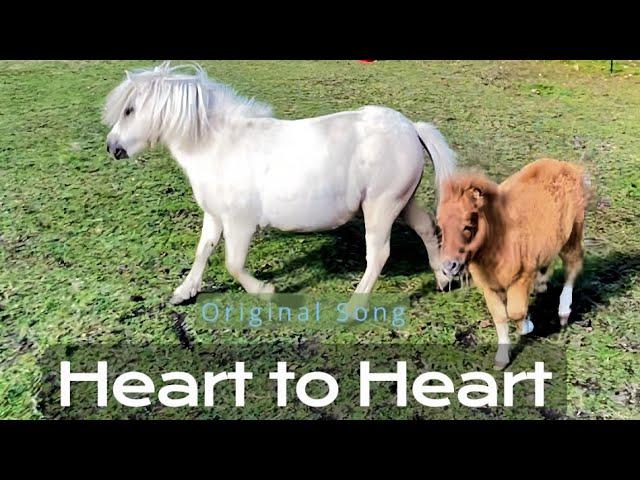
[
  {"xmin": 257, "ymin": 283, "xmax": 275, "ymax": 294},
  {"xmin": 170, "ymin": 293, "xmax": 188, "ymax": 305},
  {"xmin": 170, "ymin": 283, "xmax": 200, "ymax": 305},
  {"xmin": 519, "ymin": 316, "xmax": 534, "ymax": 335}
]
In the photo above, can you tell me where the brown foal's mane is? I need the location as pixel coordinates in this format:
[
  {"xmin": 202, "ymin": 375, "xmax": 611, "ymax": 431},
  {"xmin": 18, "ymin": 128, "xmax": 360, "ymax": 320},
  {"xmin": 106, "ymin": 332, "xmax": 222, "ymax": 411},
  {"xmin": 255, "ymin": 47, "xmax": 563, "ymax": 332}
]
[{"xmin": 440, "ymin": 171, "xmax": 499, "ymax": 206}]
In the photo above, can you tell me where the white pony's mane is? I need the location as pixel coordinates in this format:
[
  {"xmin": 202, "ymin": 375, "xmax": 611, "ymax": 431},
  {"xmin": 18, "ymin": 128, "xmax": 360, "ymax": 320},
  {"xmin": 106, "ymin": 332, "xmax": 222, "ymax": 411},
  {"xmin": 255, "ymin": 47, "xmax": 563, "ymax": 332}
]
[{"xmin": 103, "ymin": 62, "xmax": 273, "ymax": 141}]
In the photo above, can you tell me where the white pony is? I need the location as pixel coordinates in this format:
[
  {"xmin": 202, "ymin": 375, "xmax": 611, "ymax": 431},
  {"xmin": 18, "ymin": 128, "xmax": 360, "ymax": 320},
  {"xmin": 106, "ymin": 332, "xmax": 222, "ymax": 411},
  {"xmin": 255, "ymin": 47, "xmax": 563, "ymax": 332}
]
[{"xmin": 103, "ymin": 63, "xmax": 457, "ymax": 304}]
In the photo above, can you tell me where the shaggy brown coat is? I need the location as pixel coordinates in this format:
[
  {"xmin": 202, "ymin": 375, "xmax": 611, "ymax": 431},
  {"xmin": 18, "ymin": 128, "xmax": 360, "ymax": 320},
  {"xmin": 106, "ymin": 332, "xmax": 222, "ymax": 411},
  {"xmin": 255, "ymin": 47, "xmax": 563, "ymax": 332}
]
[{"xmin": 437, "ymin": 158, "xmax": 590, "ymax": 369}]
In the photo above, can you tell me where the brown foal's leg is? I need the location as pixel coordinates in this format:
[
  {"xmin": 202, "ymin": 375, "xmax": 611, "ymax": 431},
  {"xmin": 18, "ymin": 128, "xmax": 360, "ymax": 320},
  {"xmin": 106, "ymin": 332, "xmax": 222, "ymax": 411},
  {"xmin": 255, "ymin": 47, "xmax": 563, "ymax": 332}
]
[
  {"xmin": 534, "ymin": 264, "xmax": 554, "ymax": 293},
  {"xmin": 558, "ymin": 221, "xmax": 585, "ymax": 326},
  {"xmin": 480, "ymin": 287, "xmax": 511, "ymax": 370},
  {"xmin": 507, "ymin": 275, "xmax": 535, "ymax": 336}
]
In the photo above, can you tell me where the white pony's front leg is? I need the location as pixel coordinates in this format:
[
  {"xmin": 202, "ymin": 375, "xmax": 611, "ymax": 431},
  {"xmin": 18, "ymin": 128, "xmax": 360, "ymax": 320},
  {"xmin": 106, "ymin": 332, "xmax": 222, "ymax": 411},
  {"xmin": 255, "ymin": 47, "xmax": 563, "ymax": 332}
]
[
  {"xmin": 170, "ymin": 213, "xmax": 222, "ymax": 305},
  {"xmin": 223, "ymin": 219, "xmax": 275, "ymax": 294}
]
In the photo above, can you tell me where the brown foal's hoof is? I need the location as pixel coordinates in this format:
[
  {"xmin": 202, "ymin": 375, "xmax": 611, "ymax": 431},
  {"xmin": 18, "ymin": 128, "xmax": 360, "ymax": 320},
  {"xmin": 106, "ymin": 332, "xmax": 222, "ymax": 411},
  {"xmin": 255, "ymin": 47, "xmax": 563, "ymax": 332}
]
[{"xmin": 559, "ymin": 314, "xmax": 570, "ymax": 327}]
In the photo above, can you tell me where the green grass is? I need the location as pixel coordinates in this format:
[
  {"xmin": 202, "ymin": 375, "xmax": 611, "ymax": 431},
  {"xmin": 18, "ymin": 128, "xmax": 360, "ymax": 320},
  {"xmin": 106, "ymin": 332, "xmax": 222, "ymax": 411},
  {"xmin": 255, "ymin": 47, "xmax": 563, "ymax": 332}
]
[{"xmin": 1, "ymin": 60, "xmax": 639, "ymax": 419}]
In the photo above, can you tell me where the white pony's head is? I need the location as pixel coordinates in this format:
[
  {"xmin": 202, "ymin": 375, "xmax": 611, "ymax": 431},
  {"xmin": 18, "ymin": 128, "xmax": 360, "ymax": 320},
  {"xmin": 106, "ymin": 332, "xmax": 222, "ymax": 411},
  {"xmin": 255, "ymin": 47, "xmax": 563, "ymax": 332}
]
[{"xmin": 103, "ymin": 62, "xmax": 272, "ymax": 159}]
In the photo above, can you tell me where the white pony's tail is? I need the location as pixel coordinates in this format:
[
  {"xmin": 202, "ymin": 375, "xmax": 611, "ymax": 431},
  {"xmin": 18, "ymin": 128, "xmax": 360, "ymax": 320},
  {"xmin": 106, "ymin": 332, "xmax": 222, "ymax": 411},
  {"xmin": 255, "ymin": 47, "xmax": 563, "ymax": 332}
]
[{"xmin": 413, "ymin": 122, "xmax": 457, "ymax": 188}]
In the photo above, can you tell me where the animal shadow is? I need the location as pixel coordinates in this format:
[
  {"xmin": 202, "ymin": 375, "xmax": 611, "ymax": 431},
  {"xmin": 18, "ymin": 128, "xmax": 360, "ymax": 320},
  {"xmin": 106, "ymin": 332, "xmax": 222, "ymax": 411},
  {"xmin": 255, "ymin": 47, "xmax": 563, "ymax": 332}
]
[
  {"xmin": 258, "ymin": 218, "xmax": 433, "ymax": 292},
  {"xmin": 528, "ymin": 250, "xmax": 640, "ymax": 338}
]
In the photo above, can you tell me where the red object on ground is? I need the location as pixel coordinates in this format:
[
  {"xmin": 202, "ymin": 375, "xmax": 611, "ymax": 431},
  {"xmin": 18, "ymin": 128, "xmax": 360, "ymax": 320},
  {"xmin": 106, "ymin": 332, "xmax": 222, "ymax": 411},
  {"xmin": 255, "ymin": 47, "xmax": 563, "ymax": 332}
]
[{"xmin": 358, "ymin": 60, "xmax": 376, "ymax": 64}]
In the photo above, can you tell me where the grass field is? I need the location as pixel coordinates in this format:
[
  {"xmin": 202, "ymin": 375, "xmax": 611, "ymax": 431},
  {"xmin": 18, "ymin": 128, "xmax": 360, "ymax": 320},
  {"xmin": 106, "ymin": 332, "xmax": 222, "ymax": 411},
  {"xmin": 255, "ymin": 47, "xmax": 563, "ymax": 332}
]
[{"xmin": 1, "ymin": 60, "xmax": 639, "ymax": 419}]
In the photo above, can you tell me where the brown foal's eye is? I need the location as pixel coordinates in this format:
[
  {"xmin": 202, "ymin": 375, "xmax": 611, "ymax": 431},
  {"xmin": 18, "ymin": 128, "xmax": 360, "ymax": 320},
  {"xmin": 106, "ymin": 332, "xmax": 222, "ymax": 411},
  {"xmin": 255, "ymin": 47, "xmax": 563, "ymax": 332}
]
[
  {"xmin": 124, "ymin": 106, "xmax": 134, "ymax": 117},
  {"xmin": 458, "ymin": 248, "xmax": 465, "ymax": 254}
]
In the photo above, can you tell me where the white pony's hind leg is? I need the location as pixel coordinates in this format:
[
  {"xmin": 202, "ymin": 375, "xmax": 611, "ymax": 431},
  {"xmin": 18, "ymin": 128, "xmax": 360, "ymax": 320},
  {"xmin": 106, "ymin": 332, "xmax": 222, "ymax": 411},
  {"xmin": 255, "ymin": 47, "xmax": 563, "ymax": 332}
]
[
  {"xmin": 403, "ymin": 198, "xmax": 449, "ymax": 290},
  {"xmin": 223, "ymin": 220, "xmax": 275, "ymax": 295},
  {"xmin": 170, "ymin": 213, "xmax": 222, "ymax": 305},
  {"xmin": 354, "ymin": 195, "xmax": 406, "ymax": 295}
]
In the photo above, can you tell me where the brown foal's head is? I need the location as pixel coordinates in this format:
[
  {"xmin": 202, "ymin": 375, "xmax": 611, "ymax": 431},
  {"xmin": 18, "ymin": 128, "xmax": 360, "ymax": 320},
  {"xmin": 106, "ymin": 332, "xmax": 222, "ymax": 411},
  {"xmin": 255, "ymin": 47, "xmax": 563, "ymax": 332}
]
[{"xmin": 437, "ymin": 173, "xmax": 498, "ymax": 278}]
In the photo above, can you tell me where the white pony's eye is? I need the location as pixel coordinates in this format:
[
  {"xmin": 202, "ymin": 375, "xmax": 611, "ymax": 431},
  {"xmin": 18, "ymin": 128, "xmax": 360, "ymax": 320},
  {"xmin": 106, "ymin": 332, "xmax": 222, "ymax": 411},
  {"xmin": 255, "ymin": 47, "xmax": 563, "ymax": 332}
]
[{"xmin": 124, "ymin": 106, "xmax": 134, "ymax": 117}]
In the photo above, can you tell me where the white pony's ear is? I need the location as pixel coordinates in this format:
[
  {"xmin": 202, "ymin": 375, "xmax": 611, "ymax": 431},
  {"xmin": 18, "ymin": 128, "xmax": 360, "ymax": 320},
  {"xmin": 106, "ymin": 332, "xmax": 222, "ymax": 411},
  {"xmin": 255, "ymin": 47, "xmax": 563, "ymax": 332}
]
[
  {"xmin": 193, "ymin": 62, "xmax": 205, "ymax": 75},
  {"xmin": 156, "ymin": 61, "xmax": 171, "ymax": 73},
  {"xmin": 125, "ymin": 70, "xmax": 132, "ymax": 81}
]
